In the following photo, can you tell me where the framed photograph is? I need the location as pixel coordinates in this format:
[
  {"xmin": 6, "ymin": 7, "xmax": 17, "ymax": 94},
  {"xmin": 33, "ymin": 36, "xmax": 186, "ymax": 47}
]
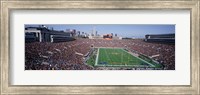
[
  {"xmin": 25, "ymin": 24, "xmax": 174, "ymax": 70},
  {"xmin": 1, "ymin": 0, "xmax": 199, "ymax": 94}
]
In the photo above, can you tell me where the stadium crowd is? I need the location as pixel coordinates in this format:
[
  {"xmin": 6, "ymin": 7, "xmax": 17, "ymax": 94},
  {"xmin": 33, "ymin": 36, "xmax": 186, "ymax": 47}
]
[{"xmin": 25, "ymin": 38, "xmax": 175, "ymax": 70}]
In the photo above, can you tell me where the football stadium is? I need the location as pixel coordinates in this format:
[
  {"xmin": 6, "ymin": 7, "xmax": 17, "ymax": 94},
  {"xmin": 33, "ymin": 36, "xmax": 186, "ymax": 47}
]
[{"xmin": 25, "ymin": 25, "xmax": 175, "ymax": 70}]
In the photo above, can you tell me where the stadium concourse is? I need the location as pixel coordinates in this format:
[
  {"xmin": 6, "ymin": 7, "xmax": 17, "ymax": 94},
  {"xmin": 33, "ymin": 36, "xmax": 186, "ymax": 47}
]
[{"xmin": 25, "ymin": 38, "xmax": 175, "ymax": 70}]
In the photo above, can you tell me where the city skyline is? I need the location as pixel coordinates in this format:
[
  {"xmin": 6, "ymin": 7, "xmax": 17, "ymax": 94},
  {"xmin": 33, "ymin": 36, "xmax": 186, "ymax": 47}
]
[{"xmin": 25, "ymin": 24, "xmax": 175, "ymax": 38}]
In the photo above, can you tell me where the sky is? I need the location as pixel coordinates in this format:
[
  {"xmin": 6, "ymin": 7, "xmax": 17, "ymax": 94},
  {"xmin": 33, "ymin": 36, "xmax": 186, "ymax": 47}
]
[{"xmin": 25, "ymin": 24, "xmax": 175, "ymax": 38}]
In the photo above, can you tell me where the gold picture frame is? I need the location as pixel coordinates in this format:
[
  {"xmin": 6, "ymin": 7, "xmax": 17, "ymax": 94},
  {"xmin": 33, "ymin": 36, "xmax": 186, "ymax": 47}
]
[{"xmin": 1, "ymin": 0, "xmax": 199, "ymax": 94}]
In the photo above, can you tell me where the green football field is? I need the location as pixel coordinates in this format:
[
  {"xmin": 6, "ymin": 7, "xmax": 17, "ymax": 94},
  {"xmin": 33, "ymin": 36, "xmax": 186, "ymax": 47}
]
[{"xmin": 96, "ymin": 48, "xmax": 154, "ymax": 67}]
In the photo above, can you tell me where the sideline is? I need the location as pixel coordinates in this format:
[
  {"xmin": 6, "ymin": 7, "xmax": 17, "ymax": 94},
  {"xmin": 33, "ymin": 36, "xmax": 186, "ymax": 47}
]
[{"xmin": 95, "ymin": 48, "xmax": 99, "ymax": 66}]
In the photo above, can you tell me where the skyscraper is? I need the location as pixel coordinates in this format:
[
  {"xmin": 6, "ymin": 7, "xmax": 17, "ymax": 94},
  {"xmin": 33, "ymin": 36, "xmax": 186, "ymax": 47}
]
[{"xmin": 93, "ymin": 26, "xmax": 96, "ymax": 36}]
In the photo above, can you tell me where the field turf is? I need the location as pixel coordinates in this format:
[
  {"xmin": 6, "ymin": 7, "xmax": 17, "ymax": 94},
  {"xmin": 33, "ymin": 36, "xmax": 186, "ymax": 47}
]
[{"xmin": 96, "ymin": 48, "xmax": 153, "ymax": 67}]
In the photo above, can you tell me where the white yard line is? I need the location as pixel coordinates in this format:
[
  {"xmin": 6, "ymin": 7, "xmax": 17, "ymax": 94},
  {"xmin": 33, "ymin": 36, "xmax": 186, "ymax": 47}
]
[
  {"xmin": 121, "ymin": 49, "xmax": 155, "ymax": 67},
  {"xmin": 105, "ymin": 49, "xmax": 112, "ymax": 62},
  {"xmin": 95, "ymin": 64, "xmax": 149, "ymax": 67},
  {"xmin": 95, "ymin": 48, "xmax": 99, "ymax": 66}
]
